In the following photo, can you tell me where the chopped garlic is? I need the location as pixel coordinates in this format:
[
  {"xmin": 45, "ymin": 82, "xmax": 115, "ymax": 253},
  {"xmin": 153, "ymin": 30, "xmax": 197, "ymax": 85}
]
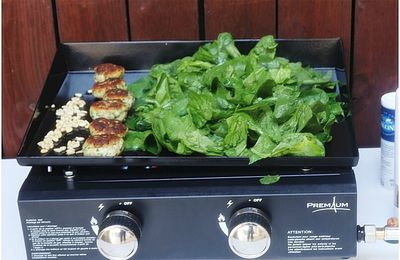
[
  {"xmin": 67, "ymin": 140, "xmax": 80, "ymax": 149},
  {"xmin": 75, "ymin": 136, "xmax": 85, "ymax": 142},
  {"xmin": 37, "ymin": 95, "xmax": 88, "ymax": 155},
  {"xmin": 66, "ymin": 149, "xmax": 76, "ymax": 155},
  {"xmin": 54, "ymin": 146, "xmax": 67, "ymax": 153}
]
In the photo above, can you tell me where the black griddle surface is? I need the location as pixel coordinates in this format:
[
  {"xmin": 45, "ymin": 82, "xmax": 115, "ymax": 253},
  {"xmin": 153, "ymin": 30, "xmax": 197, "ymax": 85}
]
[{"xmin": 17, "ymin": 39, "xmax": 359, "ymax": 168}]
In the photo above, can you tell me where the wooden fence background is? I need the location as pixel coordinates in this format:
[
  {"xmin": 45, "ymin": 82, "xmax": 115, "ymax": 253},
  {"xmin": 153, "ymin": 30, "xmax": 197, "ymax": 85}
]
[{"xmin": 2, "ymin": 0, "xmax": 398, "ymax": 157}]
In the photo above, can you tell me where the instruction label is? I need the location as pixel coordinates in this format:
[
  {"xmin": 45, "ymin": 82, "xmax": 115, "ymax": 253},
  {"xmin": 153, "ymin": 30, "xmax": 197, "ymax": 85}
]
[
  {"xmin": 25, "ymin": 218, "xmax": 97, "ymax": 259},
  {"xmin": 287, "ymin": 229, "xmax": 342, "ymax": 254}
]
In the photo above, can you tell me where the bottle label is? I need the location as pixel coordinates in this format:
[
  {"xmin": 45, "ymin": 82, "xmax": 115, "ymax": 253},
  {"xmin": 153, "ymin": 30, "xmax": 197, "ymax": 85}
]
[
  {"xmin": 381, "ymin": 106, "xmax": 395, "ymax": 142},
  {"xmin": 381, "ymin": 139, "xmax": 395, "ymax": 189}
]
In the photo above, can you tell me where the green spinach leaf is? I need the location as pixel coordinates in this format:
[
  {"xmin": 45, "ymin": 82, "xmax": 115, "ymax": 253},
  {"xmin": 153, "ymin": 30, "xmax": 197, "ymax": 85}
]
[{"xmin": 124, "ymin": 32, "xmax": 344, "ymax": 164}]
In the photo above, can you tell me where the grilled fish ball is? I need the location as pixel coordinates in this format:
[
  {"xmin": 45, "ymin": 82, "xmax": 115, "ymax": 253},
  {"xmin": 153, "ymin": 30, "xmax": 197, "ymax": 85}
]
[
  {"xmin": 89, "ymin": 118, "xmax": 128, "ymax": 137},
  {"xmin": 92, "ymin": 79, "xmax": 126, "ymax": 98},
  {"xmin": 90, "ymin": 100, "xmax": 129, "ymax": 121},
  {"xmin": 82, "ymin": 134, "xmax": 123, "ymax": 156},
  {"xmin": 103, "ymin": 89, "xmax": 135, "ymax": 108},
  {"xmin": 94, "ymin": 63, "xmax": 125, "ymax": 82}
]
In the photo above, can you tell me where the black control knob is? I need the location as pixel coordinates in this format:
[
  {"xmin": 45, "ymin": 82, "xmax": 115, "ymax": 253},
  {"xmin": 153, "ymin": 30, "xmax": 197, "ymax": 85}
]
[
  {"xmin": 96, "ymin": 210, "xmax": 141, "ymax": 260},
  {"xmin": 228, "ymin": 207, "xmax": 271, "ymax": 259}
]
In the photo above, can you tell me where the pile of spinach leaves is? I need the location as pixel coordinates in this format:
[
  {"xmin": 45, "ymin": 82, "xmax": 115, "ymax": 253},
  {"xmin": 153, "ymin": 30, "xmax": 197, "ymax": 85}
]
[{"xmin": 124, "ymin": 33, "xmax": 344, "ymax": 163}]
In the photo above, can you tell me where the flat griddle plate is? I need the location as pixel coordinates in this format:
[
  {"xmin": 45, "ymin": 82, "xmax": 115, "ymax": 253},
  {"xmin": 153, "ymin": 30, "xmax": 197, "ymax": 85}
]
[{"xmin": 17, "ymin": 39, "xmax": 359, "ymax": 168}]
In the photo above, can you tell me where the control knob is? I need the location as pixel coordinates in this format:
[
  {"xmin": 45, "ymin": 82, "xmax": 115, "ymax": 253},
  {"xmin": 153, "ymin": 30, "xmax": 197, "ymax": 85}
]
[
  {"xmin": 228, "ymin": 207, "xmax": 271, "ymax": 259},
  {"xmin": 96, "ymin": 210, "xmax": 141, "ymax": 260}
]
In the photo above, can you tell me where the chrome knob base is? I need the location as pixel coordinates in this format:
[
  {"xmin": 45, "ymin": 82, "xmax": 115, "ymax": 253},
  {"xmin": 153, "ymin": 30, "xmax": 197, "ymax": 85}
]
[
  {"xmin": 96, "ymin": 210, "xmax": 141, "ymax": 260},
  {"xmin": 228, "ymin": 207, "xmax": 271, "ymax": 259}
]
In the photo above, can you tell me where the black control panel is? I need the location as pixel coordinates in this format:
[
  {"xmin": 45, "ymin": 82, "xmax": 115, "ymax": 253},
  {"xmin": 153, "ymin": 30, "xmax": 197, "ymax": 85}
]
[{"xmin": 19, "ymin": 167, "xmax": 357, "ymax": 259}]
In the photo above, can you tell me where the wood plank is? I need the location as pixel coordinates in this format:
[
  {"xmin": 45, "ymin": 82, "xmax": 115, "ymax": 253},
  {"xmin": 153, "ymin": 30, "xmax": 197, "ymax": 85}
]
[
  {"xmin": 204, "ymin": 0, "xmax": 276, "ymax": 40},
  {"xmin": 2, "ymin": 0, "xmax": 57, "ymax": 158},
  {"xmin": 278, "ymin": 0, "xmax": 352, "ymax": 73},
  {"xmin": 129, "ymin": 0, "xmax": 199, "ymax": 40},
  {"xmin": 56, "ymin": 0, "xmax": 129, "ymax": 42},
  {"xmin": 352, "ymin": 0, "xmax": 398, "ymax": 147}
]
